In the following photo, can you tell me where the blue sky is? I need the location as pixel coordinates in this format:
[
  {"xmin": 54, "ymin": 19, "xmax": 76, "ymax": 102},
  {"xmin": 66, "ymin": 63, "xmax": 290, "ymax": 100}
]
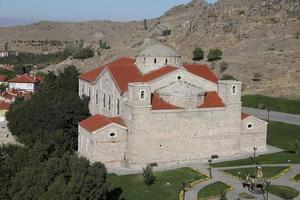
[{"xmin": 0, "ymin": 0, "xmax": 218, "ymax": 26}]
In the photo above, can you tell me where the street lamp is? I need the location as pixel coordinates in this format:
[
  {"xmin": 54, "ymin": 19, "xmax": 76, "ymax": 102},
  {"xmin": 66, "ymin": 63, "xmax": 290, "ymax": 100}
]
[
  {"xmin": 253, "ymin": 147, "xmax": 257, "ymax": 165},
  {"xmin": 208, "ymin": 159, "xmax": 212, "ymax": 179},
  {"xmin": 266, "ymin": 181, "xmax": 271, "ymax": 200}
]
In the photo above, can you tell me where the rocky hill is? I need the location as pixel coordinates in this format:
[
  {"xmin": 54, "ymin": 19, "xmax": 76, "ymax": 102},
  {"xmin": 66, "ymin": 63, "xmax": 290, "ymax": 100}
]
[{"xmin": 0, "ymin": 0, "xmax": 299, "ymax": 98}]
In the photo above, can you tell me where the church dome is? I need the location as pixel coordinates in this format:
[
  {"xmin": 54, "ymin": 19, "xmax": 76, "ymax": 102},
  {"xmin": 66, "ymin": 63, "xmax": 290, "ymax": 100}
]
[{"xmin": 139, "ymin": 44, "xmax": 180, "ymax": 57}]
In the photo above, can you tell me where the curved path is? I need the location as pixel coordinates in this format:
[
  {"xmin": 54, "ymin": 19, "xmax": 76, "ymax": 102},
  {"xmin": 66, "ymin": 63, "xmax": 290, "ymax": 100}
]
[
  {"xmin": 242, "ymin": 107, "xmax": 300, "ymax": 126},
  {"xmin": 185, "ymin": 164, "xmax": 300, "ymax": 200}
]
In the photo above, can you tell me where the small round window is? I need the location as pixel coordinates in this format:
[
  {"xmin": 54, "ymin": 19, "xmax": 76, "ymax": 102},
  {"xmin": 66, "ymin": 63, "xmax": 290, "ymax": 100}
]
[
  {"xmin": 247, "ymin": 123, "xmax": 253, "ymax": 129},
  {"xmin": 177, "ymin": 76, "xmax": 182, "ymax": 80},
  {"xmin": 109, "ymin": 132, "xmax": 116, "ymax": 138}
]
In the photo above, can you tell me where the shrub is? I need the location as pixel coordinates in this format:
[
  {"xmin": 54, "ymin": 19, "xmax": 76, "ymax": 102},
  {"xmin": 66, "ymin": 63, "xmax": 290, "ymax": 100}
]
[
  {"xmin": 192, "ymin": 47, "xmax": 204, "ymax": 61},
  {"xmin": 219, "ymin": 61, "xmax": 228, "ymax": 73},
  {"xmin": 73, "ymin": 48, "xmax": 94, "ymax": 60},
  {"xmin": 99, "ymin": 40, "xmax": 111, "ymax": 50},
  {"xmin": 207, "ymin": 48, "xmax": 222, "ymax": 61},
  {"xmin": 252, "ymin": 72, "xmax": 262, "ymax": 81},
  {"xmin": 221, "ymin": 74, "xmax": 237, "ymax": 80},
  {"xmin": 162, "ymin": 29, "xmax": 172, "ymax": 36}
]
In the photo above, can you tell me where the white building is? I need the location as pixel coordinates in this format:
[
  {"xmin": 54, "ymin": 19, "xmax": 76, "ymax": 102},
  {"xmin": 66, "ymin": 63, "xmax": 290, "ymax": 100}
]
[{"xmin": 8, "ymin": 74, "xmax": 43, "ymax": 92}]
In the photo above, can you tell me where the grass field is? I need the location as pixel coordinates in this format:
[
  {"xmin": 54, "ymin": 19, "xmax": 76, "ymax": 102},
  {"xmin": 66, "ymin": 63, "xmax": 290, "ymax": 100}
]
[
  {"xmin": 268, "ymin": 185, "xmax": 299, "ymax": 199},
  {"xmin": 242, "ymin": 95, "xmax": 300, "ymax": 114},
  {"xmin": 293, "ymin": 173, "xmax": 300, "ymax": 181},
  {"xmin": 223, "ymin": 166, "xmax": 289, "ymax": 179},
  {"xmin": 108, "ymin": 167, "xmax": 207, "ymax": 200},
  {"xmin": 197, "ymin": 181, "xmax": 231, "ymax": 200},
  {"xmin": 239, "ymin": 192, "xmax": 256, "ymax": 199},
  {"xmin": 213, "ymin": 122, "xmax": 300, "ymax": 167},
  {"xmin": 267, "ymin": 122, "xmax": 300, "ymax": 151}
]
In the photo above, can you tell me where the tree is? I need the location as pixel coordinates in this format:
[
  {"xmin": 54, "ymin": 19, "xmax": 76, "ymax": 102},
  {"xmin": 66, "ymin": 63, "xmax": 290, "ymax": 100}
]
[
  {"xmin": 143, "ymin": 164, "xmax": 156, "ymax": 191},
  {"xmin": 144, "ymin": 19, "xmax": 148, "ymax": 30},
  {"xmin": 294, "ymin": 139, "xmax": 300, "ymax": 155},
  {"xmin": 73, "ymin": 48, "xmax": 94, "ymax": 60},
  {"xmin": 207, "ymin": 48, "xmax": 222, "ymax": 61},
  {"xmin": 99, "ymin": 40, "xmax": 111, "ymax": 50},
  {"xmin": 193, "ymin": 47, "xmax": 204, "ymax": 61},
  {"xmin": 221, "ymin": 74, "xmax": 237, "ymax": 81},
  {"xmin": 162, "ymin": 29, "xmax": 171, "ymax": 36}
]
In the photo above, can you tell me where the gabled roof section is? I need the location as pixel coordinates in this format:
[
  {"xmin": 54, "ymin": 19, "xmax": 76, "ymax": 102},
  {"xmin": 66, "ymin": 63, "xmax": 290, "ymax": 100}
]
[
  {"xmin": 78, "ymin": 57, "xmax": 141, "ymax": 93},
  {"xmin": 241, "ymin": 112, "xmax": 250, "ymax": 120},
  {"xmin": 107, "ymin": 58, "xmax": 141, "ymax": 93},
  {"xmin": 8, "ymin": 74, "xmax": 43, "ymax": 83},
  {"xmin": 183, "ymin": 64, "xmax": 219, "ymax": 84},
  {"xmin": 137, "ymin": 66, "xmax": 178, "ymax": 82},
  {"xmin": 198, "ymin": 91, "xmax": 225, "ymax": 108},
  {"xmin": 151, "ymin": 93, "xmax": 183, "ymax": 110},
  {"xmin": 79, "ymin": 114, "xmax": 126, "ymax": 133},
  {"xmin": 79, "ymin": 67, "xmax": 104, "ymax": 82}
]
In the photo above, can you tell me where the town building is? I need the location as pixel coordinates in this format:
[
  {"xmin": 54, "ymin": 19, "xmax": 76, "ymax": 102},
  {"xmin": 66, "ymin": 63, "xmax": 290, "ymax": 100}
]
[
  {"xmin": 78, "ymin": 43, "xmax": 268, "ymax": 170},
  {"xmin": 8, "ymin": 74, "xmax": 43, "ymax": 92}
]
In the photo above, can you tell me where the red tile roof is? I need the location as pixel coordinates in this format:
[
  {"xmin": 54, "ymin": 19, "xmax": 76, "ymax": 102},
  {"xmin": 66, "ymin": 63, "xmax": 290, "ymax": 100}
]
[
  {"xmin": 0, "ymin": 75, "xmax": 7, "ymax": 82},
  {"xmin": 0, "ymin": 101, "xmax": 10, "ymax": 110},
  {"xmin": 137, "ymin": 66, "xmax": 178, "ymax": 82},
  {"xmin": 198, "ymin": 91, "xmax": 225, "ymax": 108},
  {"xmin": 183, "ymin": 64, "xmax": 219, "ymax": 84},
  {"xmin": 8, "ymin": 74, "xmax": 43, "ymax": 83},
  {"xmin": 107, "ymin": 58, "xmax": 141, "ymax": 92},
  {"xmin": 79, "ymin": 57, "xmax": 141, "ymax": 93},
  {"xmin": 241, "ymin": 112, "xmax": 250, "ymax": 120},
  {"xmin": 79, "ymin": 67, "xmax": 104, "ymax": 82},
  {"xmin": 151, "ymin": 94, "xmax": 183, "ymax": 110},
  {"xmin": 79, "ymin": 114, "xmax": 126, "ymax": 133}
]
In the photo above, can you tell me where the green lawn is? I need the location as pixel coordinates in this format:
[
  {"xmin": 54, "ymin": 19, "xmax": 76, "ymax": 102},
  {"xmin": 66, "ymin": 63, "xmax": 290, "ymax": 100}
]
[
  {"xmin": 197, "ymin": 181, "xmax": 231, "ymax": 200},
  {"xmin": 267, "ymin": 122, "xmax": 300, "ymax": 151},
  {"xmin": 108, "ymin": 167, "xmax": 207, "ymax": 200},
  {"xmin": 223, "ymin": 166, "xmax": 289, "ymax": 179},
  {"xmin": 242, "ymin": 95, "xmax": 300, "ymax": 114},
  {"xmin": 213, "ymin": 122, "xmax": 300, "ymax": 167},
  {"xmin": 293, "ymin": 173, "xmax": 300, "ymax": 181},
  {"xmin": 268, "ymin": 185, "xmax": 299, "ymax": 199}
]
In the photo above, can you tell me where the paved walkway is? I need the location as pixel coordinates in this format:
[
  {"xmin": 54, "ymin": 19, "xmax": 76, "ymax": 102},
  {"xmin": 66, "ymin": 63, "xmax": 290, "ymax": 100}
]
[
  {"xmin": 242, "ymin": 107, "xmax": 300, "ymax": 126},
  {"xmin": 185, "ymin": 164, "xmax": 300, "ymax": 200}
]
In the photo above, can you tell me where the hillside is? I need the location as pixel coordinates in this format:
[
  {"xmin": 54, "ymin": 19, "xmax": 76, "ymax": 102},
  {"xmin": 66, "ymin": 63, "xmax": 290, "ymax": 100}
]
[{"xmin": 0, "ymin": 0, "xmax": 299, "ymax": 98}]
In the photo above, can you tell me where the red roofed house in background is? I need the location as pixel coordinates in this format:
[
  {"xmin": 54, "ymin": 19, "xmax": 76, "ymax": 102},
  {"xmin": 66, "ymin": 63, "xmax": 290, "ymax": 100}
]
[
  {"xmin": 8, "ymin": 73, "xmax": 43, "ymax": 92},
  {"xmin": 78, "ymin": 43, "xmax": 268, "ymax": 170}
]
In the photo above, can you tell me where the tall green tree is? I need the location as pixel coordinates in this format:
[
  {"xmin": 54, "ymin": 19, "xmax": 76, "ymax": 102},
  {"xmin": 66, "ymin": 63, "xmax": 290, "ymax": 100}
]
[
  {"xmin": 143, "ymin": 164, "xmax": 156, "ymax": 191},
  {"xmin": 207, "ymin": 48, "xmax": 222, "ymax": 61},
  {"xmin": 193, "ymin": 47, "xmax": 204, "ymax": 61}
]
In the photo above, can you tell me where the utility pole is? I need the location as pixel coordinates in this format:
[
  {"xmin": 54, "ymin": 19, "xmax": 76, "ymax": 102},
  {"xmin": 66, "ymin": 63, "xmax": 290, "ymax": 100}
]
[{"xmin": 208, "ymin": 159, "xmax": 212, "ymax": 179}]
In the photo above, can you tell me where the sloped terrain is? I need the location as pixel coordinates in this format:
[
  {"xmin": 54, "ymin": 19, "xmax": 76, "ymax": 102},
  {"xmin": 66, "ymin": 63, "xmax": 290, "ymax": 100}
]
[{"xmin": 0, "ymin": 0, "xmax": 299, "ymax": 98}]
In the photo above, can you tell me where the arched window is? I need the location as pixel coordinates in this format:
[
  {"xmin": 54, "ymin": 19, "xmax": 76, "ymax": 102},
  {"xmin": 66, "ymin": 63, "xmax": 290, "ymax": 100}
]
[
  {"xmin": 154, "ymin": 58, "xmax": 157, "ymax": 64},
  {"xmin": 140, "ymin": 90, "xmax": 145, "ymax": 100},
  {"xmin": 81, "ymin": 85, "xmax": 84, "ymax": 95},
  {"xmin": 232, "ymin": 85, "xmax": 237, "ymax": 94},
  {"xmin": 117, "ymin": 98, "xmax": 120, "ymax": 115},
  {"xmin": 88, "ymin": 87, "xmax": 91, "ymax": 97},
  {"xmin": 95, "ymin": 90, "xmax": 99, "ymax": 104},
  {"xmin": 165, "ymin": 58, "xmax": 168, "ymax": 64},
  {"xmin": 108, "ymin": 95, "xmax": 111, "ymax": 110},
  {"xmin": 103, "ymin": 93, "xmax": 106, "ymax": 108},
  {"xmin": 143, "ymin": 57, "xmax": 146, "ymax": 63}
]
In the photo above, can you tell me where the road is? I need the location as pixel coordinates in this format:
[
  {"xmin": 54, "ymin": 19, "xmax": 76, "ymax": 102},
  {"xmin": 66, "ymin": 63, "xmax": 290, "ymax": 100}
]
[{"xmin": 242, "ymin": 107, "xmax": 300, "ymax": 126}]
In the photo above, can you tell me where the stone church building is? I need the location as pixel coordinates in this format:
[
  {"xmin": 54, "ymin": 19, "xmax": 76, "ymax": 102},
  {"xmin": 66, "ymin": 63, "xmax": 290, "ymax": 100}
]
[{"xmin": 78, "ymin": 44, "xmax": 267, "ymax": 170}]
